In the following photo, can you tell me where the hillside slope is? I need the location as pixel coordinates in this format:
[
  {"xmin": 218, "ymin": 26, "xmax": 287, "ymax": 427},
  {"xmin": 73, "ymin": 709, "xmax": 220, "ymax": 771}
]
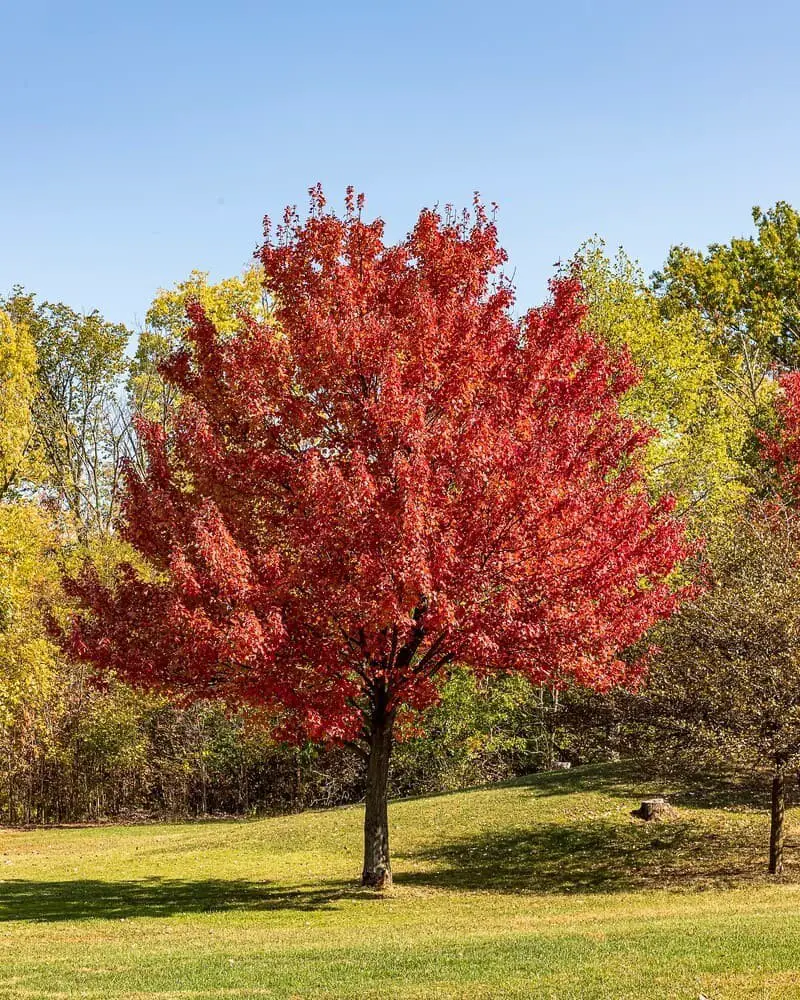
[{"xmin": 1, "ymin": 762, "xmax": 799, "ymax": 999}]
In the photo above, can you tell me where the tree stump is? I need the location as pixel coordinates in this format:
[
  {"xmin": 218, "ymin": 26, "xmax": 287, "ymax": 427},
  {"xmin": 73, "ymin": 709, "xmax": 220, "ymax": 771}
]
[{"xmin": 631, "ymin": 797, "xmax": 671, "ymax": 821}]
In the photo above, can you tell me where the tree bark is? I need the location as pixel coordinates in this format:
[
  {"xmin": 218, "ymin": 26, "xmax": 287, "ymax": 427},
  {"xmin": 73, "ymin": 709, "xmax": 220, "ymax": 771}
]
[
  {"xmin": 769, "ymin": 762, "xmax": 786, "ymax": 875},
  {"xmin": 361, "ymin": 698, "xmax": 395, "ymax": 888}
]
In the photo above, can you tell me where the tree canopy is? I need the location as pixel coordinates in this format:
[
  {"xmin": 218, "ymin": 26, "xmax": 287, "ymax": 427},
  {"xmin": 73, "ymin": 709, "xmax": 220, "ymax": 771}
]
[{"xmin": 576, "ymin": 243, "xmax": 750, "ymax": 526}]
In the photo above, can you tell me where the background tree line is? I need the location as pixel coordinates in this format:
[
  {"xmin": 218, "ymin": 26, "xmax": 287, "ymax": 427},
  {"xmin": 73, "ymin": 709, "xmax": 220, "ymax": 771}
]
[{"xmin": 3, "ymin": 203, "xmax": 800, "ymax": 849}]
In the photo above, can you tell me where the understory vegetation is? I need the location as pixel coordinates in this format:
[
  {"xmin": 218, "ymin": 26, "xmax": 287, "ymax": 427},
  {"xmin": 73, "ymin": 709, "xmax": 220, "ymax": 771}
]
[{"xmin": 0, "ymin": 671, "xmax": 611, "ymax": 825}]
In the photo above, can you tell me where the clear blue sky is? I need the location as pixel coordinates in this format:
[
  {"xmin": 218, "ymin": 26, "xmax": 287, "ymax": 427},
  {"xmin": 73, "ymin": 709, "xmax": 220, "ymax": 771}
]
[{"xmin": 2, "ymin": 0, "xmax": 799, "ymax": 329}]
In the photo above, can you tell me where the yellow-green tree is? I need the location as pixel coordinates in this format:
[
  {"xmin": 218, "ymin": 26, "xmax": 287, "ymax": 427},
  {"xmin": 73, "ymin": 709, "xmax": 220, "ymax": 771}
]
[
  {"xmin": 0, "ymin": 311, "xmax": 59, "ymax": 718},
  {"xmin": 0, "ymin": 502, "xmax": 62, "ymax": 725},
  {"xmin": 576, "ymin": 243, "xmax": 754, "ymax": 527},
  {"xmin": 0, "ymin": 309, "xmax": 38, "ymax": 497},
  {"xmin": 129, "ymin": 266, "xmax": 268, "ymax": 431}
]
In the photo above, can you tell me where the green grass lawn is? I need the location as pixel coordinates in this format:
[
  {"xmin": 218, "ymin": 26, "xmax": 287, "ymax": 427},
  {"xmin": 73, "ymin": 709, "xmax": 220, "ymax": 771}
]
[{"xmin": 2, "ymin": 761, "xmax": 800, "ymax": 999}]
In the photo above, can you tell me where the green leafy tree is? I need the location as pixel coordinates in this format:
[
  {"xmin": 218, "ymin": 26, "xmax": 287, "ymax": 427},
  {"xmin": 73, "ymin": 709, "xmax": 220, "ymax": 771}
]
[
  {"xmin": 657, "ymin": 202, "xmax": 800, "ymax": 373},
  {"xmin": 653, "ymin": 203, "xmax": 800, "ymax": 454}
]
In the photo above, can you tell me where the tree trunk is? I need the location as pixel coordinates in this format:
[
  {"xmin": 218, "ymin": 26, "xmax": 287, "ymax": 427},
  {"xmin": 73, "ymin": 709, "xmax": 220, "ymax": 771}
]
[
  {"xmin": 361, "ymin": 706, "xmax": 395, "ymax": 888},
  {"xmin": 769, "ymin": 762, "xmax": 786, "ymax": 875}
]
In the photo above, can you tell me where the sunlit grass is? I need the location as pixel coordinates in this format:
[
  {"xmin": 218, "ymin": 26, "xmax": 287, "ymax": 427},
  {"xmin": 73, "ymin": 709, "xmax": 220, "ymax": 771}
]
[{"xmin": 1, "ymin": 761, "xmax": 798, "ymax": 998}]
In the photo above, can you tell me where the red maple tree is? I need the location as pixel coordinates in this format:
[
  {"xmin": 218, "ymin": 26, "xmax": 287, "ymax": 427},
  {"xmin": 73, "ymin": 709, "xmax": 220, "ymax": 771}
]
[{"xmin": 68, "ymin": 189, "xmax": 691, "ymax": 885}]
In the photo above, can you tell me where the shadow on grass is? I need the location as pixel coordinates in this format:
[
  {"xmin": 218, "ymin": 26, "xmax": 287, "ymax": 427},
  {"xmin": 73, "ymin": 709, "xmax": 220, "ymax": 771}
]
[
  {"xmin": 0, "ymin": 877, "xmax": 367, "ymax": 922},
  {"xmin": 396, "ymin": 816, "xmax": 775, "ymax": 895},
  {"xmin": 512, "ymin": 759, "xmax": 779, "ymax": 812}
]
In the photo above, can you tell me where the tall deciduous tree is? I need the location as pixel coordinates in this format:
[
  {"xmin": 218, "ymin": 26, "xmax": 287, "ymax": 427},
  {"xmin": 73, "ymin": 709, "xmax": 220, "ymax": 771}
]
[
  {"xmin": 1, "ymin": 290, "xmax": 132, "ymax": 536},
  {"xmin": 0, "ymin": 311, "xmax": 63, "ymax": 726},
  {"xmin": 67, "ymin": 191, "xmax": 691, "ymax": 886}
]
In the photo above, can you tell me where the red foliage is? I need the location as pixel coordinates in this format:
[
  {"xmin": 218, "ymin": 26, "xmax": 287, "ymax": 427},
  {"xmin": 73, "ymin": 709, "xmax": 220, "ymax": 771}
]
[
  {"xmin": 766, "ymin": 372, "xmax": 800, "ymax": 499},
  {"xmin": 67, "ymin": 190, "xmax": 691, "ymax": 745}
]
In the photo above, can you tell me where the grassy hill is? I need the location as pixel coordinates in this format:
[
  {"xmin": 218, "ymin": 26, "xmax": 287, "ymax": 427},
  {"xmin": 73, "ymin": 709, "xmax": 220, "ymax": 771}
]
[{"xmin": 1, "ymin": 761, "xmax": 799, "ymax": 999}]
